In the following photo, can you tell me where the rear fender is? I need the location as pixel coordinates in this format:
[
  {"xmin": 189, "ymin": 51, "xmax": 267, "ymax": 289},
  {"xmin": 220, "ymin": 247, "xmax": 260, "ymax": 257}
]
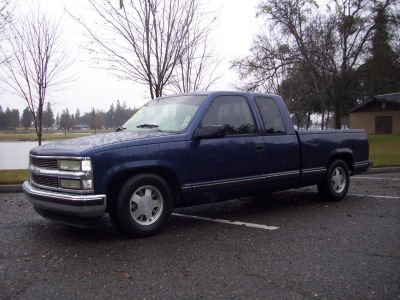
[{"xmin": 328, "ymin": 149, "xmax": 354, "ymax": 172}]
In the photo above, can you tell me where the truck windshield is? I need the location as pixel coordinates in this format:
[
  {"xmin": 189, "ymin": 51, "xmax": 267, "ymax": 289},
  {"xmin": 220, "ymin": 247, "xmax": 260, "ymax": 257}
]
[{"xmin": 122, "ymin": 95, "xmax": 206, "ymax": 132}]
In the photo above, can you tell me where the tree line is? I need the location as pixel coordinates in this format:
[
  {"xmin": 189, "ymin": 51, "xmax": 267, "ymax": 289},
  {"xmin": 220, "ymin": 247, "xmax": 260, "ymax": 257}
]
[
  {"xmin": 1, "ymin": 0, "xmax": 399, "ymax": 143},
  {"xmin": 0, "ymin": 101, "xmax": 137, "ymax": 132}
]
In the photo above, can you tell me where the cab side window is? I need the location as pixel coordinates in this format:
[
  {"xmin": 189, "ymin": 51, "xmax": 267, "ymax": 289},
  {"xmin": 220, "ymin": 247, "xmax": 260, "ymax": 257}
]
[
  {"xmin": 255, "ymin": 97, "xmax": 286, "ymax": 134},
  {"xmin": 201, "ymin": 96, "xmax": 256, "ymax": 135}
]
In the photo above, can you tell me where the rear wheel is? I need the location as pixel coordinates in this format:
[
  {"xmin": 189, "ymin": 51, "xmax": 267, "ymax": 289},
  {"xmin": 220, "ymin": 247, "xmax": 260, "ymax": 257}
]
[
  {"xmin": 110, "ymin": 173, "xmax": 172, "ymax": 237},
  {"xmin": 317, "ymin": 159, "xmax": 350, "ymax": 201}
]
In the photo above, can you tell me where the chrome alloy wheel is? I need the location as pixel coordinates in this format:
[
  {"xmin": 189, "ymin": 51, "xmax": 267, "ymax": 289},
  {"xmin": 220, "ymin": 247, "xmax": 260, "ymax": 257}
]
[
  {"xmin": 331, "ymin": 166, "xmax": 347, "ymax": 194},
  {"xmin": 129, "ymin": 185, "xmax": 164, "ymax": 226}
]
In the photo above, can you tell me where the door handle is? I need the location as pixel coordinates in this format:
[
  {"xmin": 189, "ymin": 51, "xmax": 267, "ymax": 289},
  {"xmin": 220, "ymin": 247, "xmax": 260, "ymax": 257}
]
[{"xmin": 255, "ymin": 144, "xmax": 264, "ymax": 151}]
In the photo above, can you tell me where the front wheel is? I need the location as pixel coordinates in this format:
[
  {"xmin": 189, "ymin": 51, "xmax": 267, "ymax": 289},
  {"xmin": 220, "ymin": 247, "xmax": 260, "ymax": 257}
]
[
  {"xmin": 317, "ymin": 159, "xmax": 350, "ymax": 201},
  {"xmin": 110, "ymin": 173, "xmax": 172, "ymax": 237}
]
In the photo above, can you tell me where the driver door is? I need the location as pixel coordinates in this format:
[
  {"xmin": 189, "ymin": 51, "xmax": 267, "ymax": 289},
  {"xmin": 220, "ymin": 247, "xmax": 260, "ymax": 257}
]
[{"xmin": 188, "ymin": 95, "xmax": 266, "ymax": 188}]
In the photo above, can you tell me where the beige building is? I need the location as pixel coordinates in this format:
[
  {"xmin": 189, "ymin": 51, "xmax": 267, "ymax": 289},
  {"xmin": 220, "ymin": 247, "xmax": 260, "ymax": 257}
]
[{"xmin": 350, "ymin": 93, "xmax": 400, "ymax": 134}]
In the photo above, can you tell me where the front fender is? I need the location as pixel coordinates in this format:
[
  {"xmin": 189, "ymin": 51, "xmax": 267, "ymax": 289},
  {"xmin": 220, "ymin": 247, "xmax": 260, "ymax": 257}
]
[{"xmin": 90, "ymin": 141, "xmax": 189, "ymax": 194}]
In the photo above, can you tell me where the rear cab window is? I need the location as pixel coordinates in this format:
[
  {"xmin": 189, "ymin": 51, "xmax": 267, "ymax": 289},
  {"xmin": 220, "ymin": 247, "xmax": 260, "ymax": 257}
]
[{"xmin": 255, "ymin": 97, "xmax": 286, "ymax": 134}]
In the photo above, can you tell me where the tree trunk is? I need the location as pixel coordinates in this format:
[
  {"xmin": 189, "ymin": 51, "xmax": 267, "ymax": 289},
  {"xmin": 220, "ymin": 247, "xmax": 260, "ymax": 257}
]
[
  {"xmin": 38, "ymin": 101, "xmax": 43, "ymax": 146},
  {"xmin": 334, "ymin": 104, "xmax": 342, "ymax": 129},
  {"xmin": 321, "ymin": 111, "xmax": 325, "ymax": 130},
  {"xmin": 326, "ymin": 111, "xmax": 330, "ymax": 130},
  {"xmin": 306, "ymin": 112, "xmax": 311, "ymax": 130}
]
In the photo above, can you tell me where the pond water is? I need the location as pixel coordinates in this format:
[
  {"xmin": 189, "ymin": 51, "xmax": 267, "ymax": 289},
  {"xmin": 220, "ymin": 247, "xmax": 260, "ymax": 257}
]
[{"xmin": 0, "ymin": 141, "xmax": 52, "ymax": 170}]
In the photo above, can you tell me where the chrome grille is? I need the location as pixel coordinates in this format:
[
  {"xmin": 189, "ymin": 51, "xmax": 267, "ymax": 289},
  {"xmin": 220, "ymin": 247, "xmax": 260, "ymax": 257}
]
[
  {"xmin": 32, "ymin": 174, "xmax": 59, "ymax": 188},
  {"xmin": 31, "ymin": 157, "xmax": 58, "ymax": 170}
]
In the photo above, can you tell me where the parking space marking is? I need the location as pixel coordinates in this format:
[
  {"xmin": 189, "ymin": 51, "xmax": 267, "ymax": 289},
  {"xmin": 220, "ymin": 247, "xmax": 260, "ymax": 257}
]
[
  {"xmin": 349, "ymin": 193, "xmax": 400, "ymax": 200},
  {"xmin": 172, "ymin": 213, "xmax": 279, "ymax": 230},
  {"xmin": 353, "ymin": 176, "xmax": 400, "ymax": 181}
]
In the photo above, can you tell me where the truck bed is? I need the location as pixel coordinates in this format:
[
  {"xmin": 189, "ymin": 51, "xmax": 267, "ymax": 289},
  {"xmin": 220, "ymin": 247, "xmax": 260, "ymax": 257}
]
[{"xmin": 297, "ymin": 129, "xmax": 370, "ymax": 184}]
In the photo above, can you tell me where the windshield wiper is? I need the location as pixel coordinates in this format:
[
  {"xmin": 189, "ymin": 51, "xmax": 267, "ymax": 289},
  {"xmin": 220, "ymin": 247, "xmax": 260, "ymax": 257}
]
[
  {"xmin": 136, "ymin": 124, "xmax": 160, "ymax": 129},
  {"xmin": 116, "ymin": 126, "xmax": 126, "ymax": 132}
]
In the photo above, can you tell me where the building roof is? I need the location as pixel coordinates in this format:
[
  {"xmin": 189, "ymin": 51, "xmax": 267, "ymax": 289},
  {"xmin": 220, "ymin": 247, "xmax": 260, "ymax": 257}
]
[
  {"xmin": 350, "ymin": 92, "xmax": 400, "ymax": 113},
  {"xmin": 374, "ymin": 92, "xmax": 400, "ymax": 103}
]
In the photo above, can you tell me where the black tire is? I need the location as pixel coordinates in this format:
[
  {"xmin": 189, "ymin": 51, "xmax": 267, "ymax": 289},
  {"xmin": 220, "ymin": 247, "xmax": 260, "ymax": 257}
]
[
  {"xmin": 317, "ymin": 159, "xmax": 350, "ymax": 201},
  {"xmin": 110, "ymin": 173, "xmax": 172, "ymax": 238}
]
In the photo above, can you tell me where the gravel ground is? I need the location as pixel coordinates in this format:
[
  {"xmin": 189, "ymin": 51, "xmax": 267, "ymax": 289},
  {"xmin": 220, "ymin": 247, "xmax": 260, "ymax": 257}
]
[{"xmin": 0, "ymin": 172, "xmax": 399, "ymax": 299}]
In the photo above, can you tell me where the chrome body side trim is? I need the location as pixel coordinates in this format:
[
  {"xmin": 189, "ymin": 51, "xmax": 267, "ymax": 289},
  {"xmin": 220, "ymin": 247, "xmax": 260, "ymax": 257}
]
[
  {"xmin": 267, "ymin": 170, "xmax": 300, "ymax": 180},
  {"xmin": 354, "ymin": 161, "xmax": 370, "ymax": 167},
  {"xmin": 302, "ymin": 167, "xmax": 327, "ymax": 175},
  {"xmin": 189, "ymin": 175, "xmax": 267, "ymax": 191},
  {"xmin": 182, "ymin": 170, "xmax": 300, "ymax": 192},
  {"xmin": 352, "ymin": 160, "xmax": 373, "ymax": 175}
]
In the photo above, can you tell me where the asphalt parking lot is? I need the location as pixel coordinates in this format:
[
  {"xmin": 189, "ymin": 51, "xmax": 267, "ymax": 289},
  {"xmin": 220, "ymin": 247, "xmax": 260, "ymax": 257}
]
[{"xmin": 1, "ymin": 172, "xmax": 399, "ymax": 300}]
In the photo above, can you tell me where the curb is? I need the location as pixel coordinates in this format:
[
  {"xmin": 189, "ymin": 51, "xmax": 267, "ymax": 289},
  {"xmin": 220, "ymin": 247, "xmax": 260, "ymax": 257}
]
[
  {"xmin": 0, "ymin": 184, "xmax": 23, "ymax": 193},
  {"xmin": 367, "ymin": 166, "xmax": 400, "ymax": 174},
  {"xmin": 0, "ymin": 167, "xmax": 399, "ymax": 194}
]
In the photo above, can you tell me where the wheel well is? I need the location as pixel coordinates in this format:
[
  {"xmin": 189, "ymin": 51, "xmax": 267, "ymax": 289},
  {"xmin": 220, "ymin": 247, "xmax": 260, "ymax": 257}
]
[
  {"xmin": 105, "ymin": 167, "xmax": 182, "ymax": 212},
  {"xmin": 328, "ymin": 154, "xmax": 354, "ymax": 172}
]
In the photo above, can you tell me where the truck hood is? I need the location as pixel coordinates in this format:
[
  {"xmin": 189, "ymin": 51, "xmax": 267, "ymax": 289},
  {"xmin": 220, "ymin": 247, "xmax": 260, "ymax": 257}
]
[{"xmin": 30, "ymin": 131, "xmax": 175, "ymax": 156}]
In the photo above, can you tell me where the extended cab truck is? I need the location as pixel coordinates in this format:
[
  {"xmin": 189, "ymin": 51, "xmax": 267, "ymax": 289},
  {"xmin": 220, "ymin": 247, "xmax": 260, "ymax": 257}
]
[{"xmin": 23, "ymin": 92, "xmax": 371, "ymax": 237}]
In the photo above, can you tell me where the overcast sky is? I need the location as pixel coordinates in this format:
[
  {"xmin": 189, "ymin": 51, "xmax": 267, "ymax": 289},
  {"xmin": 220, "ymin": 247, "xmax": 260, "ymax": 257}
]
[{"xmin": 1, "ymin": 0, "xmax": 261, "ymax": 115}]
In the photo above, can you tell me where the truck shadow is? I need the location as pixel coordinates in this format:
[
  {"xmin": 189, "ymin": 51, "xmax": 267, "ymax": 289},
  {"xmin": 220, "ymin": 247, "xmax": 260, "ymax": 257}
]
[
  {"xmin": 172, "ymin": 189, "xmax": 324, "ymax": 223},
  {"xmin": 25, "ymin": 189, "xmax": 331, "ymax": 242}
]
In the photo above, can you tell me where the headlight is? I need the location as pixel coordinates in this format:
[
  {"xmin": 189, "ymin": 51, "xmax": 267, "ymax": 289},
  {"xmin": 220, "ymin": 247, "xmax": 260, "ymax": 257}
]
[
  {"xmin": 60, "ymin": 179, "xmax": 81, "ymax": 189},
  {"xmin": 59, "ymin": 160, "xmax": 81, "ymax": 171},
  {"xmin": 59, "ymin": 159, "xmax": 92, "ymax": 171}
]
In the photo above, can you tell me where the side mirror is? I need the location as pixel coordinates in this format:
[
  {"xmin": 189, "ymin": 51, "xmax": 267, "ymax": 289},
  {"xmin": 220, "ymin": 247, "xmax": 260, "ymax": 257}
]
[{"xmin": 194, "ymin": 125, "xmax": 225, "ymax": 139}]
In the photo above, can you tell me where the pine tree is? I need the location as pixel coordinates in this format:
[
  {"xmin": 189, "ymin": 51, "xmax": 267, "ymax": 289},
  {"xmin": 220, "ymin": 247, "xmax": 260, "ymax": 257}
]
[
  {"xmin": 42, "ymin": 102, "xmax": 55, "ymax": 128},
  {"xmin": 0, "ymin": 106, "xmax": 4, "ymax": 130},
  {"xmin": 362, "ymin": 4, "xmax": 400, "ymax": 96},
  {"xmin": 21, "ymin": 107, "xmax": 33, "ymax": 128},
  {"xmin": 75, "ymin": 108, "xmax": 81, "ymax": 124}
]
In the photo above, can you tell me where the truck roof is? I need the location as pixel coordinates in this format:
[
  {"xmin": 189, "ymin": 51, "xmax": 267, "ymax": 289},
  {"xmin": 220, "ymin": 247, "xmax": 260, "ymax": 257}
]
[{"xmin": 160, "ymin": 90, "xmax": 280, "ymax": 99}]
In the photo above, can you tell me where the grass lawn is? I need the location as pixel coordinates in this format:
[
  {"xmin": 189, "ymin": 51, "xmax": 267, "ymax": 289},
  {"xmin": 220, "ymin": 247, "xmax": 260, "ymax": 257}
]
[
  {"xmin": 0, "ymin": 130, "xmax": 114, "ymax": 141},
  {"xmin": 0, "ymin": 169, "xmax": 29, "ymax": 185},
  {"xmin": 369, "ymin": 134, "xmax": 400, "ymax": 167},
  {"xmin": 0, "ymin": 133, "xmax": 92, "ymax": 141}
]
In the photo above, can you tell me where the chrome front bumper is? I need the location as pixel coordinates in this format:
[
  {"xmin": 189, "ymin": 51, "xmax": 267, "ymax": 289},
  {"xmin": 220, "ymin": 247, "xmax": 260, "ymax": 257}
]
[{"xmin": 23, "ymin": 181, "xmax": 106, "ymax": 218}]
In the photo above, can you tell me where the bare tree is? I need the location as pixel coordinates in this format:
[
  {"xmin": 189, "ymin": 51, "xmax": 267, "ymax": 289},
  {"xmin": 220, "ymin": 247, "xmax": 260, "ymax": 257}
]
[
  {"xmin": 89, "ymin": 108, "xmax": 106, "ymax": 134},
  {"xmin": 232, "ymin": 0, "xmax": 332, "ymax": 127},
  {"xmin": 59, "ymin": 109, "xmax": 74, "ymax": 137},
  {"xmin": 72, "ymin": 0, "xmax": 212, "ymax": 99},
  {"xmin": 1, "ymin": 7, "xmax": 71, "ymax": 145},
  {"xmin": 0, "ymin": 1, "xmax": 11, "ymax": 37},
  {"xmin": 168, "ymin": 15, "xmax": 220, "ymax": 93},
  {"xmin": 233, "ymin": 0, "xmax": 396, "ymax": 129},
  {"xmin": 0, "ymin": 1, "xmax": 12, "ymax": 65}
]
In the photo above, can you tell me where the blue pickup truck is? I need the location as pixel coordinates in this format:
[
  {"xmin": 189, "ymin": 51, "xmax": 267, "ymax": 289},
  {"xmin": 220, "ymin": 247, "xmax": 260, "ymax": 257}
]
[{"xmin": 23, "ymin": 91, "xmax": 371, "ymax": 237}]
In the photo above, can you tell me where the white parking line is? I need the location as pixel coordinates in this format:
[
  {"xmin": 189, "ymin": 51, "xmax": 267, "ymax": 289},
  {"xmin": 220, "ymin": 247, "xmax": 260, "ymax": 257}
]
[
  {"xmin": 349, "ymin": 193, "xmax": 400, "ymax": 200},
  {"xmin": 172, "ymin": 213, "xmax": 279, "ymax": 231},
  {"xmin": 353, "ymin": 176, "xmax": 400, "ymax": 181}
]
